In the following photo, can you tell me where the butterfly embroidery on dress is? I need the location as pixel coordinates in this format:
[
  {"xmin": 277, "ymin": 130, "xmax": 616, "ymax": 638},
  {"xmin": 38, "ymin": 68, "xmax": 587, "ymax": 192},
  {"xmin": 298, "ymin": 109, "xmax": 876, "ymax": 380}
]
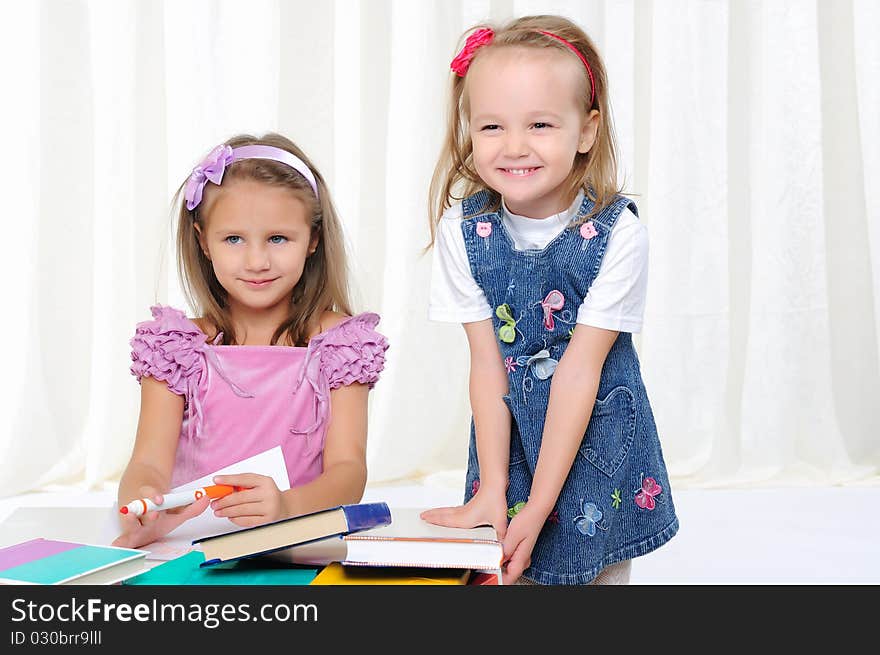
[
  {"xmin": 522, "ymin": 349, "xmax": 558, "ymax": 379},
  {"xmin": 634, "ymin": 476, "xmax": 663, "ymax": 510},
  {"xmin": 540, "ymin": 290, "xmax": 565, "ymax": 330},
  {"xmin": 533, "ymin": 290, "xmax": 575, "ymax": 332},
  {"xmin": 515, "ymin": 349, "xmax": 559, "ymax": 402},
  {"xmin": 495, "ymin": 303, "xmax": 524, "ymax": 344},
  {"xmin": 573, "ymin": 500, "xmax": 607, "ymax": 537}
]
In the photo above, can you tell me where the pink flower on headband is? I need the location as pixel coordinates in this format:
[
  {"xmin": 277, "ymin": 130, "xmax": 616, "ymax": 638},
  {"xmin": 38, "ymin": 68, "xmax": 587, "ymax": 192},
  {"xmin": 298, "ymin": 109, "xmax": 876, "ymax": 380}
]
[
  {"xmin": 451, "ymin": 27, "xmax": 494, "ymax": 77},
  {"xmin": 184, "ymin": 144, "xmax": 234, "ymax": 210}
]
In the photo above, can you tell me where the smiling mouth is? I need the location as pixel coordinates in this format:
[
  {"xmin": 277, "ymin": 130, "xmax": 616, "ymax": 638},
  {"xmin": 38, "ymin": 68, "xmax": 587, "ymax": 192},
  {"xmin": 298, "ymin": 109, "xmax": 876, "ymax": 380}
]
[
  {"xmin": 499, "ymin": 167, "xmax": 541, "ymax": 177},
  {"xmin": 242, "ymin": 278, "xmax": 278, "ymax": 287}
]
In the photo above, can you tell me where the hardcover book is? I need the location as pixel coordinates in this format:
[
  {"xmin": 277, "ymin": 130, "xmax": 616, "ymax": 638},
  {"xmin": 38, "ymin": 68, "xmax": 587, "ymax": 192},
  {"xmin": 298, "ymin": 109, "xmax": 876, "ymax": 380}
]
[
  {"xmin": 0, "ymin": 538, "xmax": 148, "ymax": 585},
  {"xmin": 195, "ymin": 501, "xmax": 391, "ymax": 567}
]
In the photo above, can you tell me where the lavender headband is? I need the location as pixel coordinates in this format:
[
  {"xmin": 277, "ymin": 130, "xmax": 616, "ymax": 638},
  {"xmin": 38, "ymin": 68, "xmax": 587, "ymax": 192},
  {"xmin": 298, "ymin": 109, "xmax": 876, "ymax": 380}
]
[{"xmin": 184, "ymin": 144, "xmax": 319, "ymax": 211}]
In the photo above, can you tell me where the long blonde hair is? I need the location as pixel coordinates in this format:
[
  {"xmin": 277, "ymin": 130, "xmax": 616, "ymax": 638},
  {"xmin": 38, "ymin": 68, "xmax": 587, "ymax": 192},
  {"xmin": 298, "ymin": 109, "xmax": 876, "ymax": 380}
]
[
  {"xmin": 175, "ymin": 132, "xmax": 352, "ymax": 346},
  {"xmin": 428, "ymin": 14, "xmax": 621, "ymax": 248}
]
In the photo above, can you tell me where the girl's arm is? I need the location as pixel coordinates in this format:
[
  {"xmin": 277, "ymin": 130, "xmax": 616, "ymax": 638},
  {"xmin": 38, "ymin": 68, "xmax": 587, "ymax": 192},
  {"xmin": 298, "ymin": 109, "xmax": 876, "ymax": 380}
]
[
  {"xmin": 117, "ymin": 377, "xmax": 182, "ymax": 502},
  {"xmin": 464, "ymin": 319, "xmax": 512, "ymax": 499},
  {"xmin": 502, "ymin": 324, "xmax": 619, "ymax": 583},
  {"xmin": 213, "ymin": 381, "xmax": 371, "ymax": 527},
  {"xmin": 113, "ymin": 377, "xmax": 210, "ymax": 548},
  {"xmin": 420, "ymin": 318, "xmax": 512, "ymax": 537}
]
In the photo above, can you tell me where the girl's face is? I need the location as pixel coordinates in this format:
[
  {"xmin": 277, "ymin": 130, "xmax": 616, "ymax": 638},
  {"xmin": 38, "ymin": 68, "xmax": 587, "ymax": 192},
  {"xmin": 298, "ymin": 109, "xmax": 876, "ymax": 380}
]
[
  {"xmin": 196, "ymin": 179, "xmax": 318, "ymax": 319},
  {"xmin": 467, "ymin": 47, "xmax": 598, "ymax": 218}
]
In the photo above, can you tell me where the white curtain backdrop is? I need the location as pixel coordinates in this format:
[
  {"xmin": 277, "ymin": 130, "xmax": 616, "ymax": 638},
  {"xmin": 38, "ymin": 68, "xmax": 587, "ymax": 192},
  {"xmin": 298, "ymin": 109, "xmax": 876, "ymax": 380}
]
[{"xmin": 1, "ymin": 0, "xmax": 877, "ymax": 498}]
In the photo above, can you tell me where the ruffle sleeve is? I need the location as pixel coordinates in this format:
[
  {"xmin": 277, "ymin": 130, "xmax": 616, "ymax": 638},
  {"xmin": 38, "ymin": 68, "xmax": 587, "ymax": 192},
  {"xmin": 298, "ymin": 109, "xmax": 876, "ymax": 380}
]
[
  {"xmin": 129, "ymin": 305, "xmax": 206, "ymax": 396},
  {"xmin": 317, "ymin": 313, "xmax": 389, "ymax": 390}
]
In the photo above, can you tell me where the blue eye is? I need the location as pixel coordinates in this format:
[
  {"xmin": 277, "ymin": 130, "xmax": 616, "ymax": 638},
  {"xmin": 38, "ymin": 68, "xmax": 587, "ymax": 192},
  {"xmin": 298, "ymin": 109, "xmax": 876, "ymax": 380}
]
[
  {"xmin": 268, "ymin": 235, "xmax": 288, "ymax": 244},
  {"xmin": 225, "ymin": 235, "xmax": 243, "ymax": 244}
]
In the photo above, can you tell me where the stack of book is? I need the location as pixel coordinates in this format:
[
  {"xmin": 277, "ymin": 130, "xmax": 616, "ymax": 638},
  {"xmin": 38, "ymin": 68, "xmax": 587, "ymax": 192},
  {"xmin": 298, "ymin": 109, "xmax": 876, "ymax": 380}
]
[
  {"xmin": 276, "ymin": 507, "xmax": 505, "ymax": 585},
  {"xmin": 191, "ymin": 503, "xmax": 504, "ymax": 585}
]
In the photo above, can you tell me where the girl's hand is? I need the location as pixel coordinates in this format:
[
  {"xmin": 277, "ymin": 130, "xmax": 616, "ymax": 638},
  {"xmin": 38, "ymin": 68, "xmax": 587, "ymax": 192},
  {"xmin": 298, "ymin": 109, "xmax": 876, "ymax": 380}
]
[
  {"xmin": 420, "ymin": 485, "xmax": 509, "ymax": 540},
  {"xmin": 112, "ymin": 486, "xmax": 211, "ymax": 549},
  {"xmin": 500, "ymin": 503, "xmax": 546, "ymax": 584},
  {"xmin": 211, "ymin": 474, "xmax": 284, "ymax": 527}
]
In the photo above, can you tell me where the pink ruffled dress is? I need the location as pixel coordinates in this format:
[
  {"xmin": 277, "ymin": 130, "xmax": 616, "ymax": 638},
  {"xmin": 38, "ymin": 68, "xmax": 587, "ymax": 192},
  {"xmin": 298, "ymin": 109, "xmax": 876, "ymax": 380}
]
[{"xmin": 129, "ymin": 305, "xmax": 389, "ymax": 488}]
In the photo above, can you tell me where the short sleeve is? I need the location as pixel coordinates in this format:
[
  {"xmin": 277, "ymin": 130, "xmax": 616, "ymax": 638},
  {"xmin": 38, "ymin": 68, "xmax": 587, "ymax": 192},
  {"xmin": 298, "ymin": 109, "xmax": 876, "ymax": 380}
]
[
  {"xmin": 428, "ymin": 204, "xmax": 493, "ymax": 323},
  {"xmin": 129, "ymin": 305, "xmax": 206, "ymax": 396},
  {"xmin": 576, "ymin": 209, "xmax": 649, "ymax": 333},
  {"xmin": 317, "ymin": 313, "xmax": 390, "ymax": 390}
]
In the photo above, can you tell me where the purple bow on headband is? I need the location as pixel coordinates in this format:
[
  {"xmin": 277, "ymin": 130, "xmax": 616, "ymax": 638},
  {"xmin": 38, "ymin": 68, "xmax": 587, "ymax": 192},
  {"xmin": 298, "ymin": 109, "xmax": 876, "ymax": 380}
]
[{"xmin": 184, "ymin": 145, "xmax": 234, "ymax": 211}]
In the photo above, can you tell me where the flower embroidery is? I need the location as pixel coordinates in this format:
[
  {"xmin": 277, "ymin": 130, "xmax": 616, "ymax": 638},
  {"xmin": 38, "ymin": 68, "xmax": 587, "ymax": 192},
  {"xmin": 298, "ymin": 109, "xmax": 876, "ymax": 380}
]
[
  {"xmin": 580, "ymin": 221, "xmax": 598, "ymax": 240},
  {"xmin": 634, "ymin": 477, "xmax": 663, "ymax": 510},
  {"xmin": 567, "ymin": 327, "xmax": 574, "ymax": 340},
  {"xmin": 573, "ymin": 501, "xmax": 604, "ymax": 537},
  {"xmin": 504, "ymin": 356, "xmax": 518, "ymax": 373},
  {"xmin": 471, "ymin": 479, "xmax": 480, "ymax": 496},
  {"xmin": 611, "ymin": 489, "xmax": 622, "ymax": 509},
  {"xmin": 476, "ymin": 221, "xmax": 492, "ymax": 238},
  {"xmin": 450, "ymin": 27, "xmax": 494, "ymax": 77},
  {"xmin": 546, "ymin": 510, "xmax": 560, "ymax": 524},
  {"xmin": 540, "ymin": 290, "xmax": 565, "ymax": 331},
  {"xmin": 507, "ymin": 501, "xmax": 526, "ymax": 518}
]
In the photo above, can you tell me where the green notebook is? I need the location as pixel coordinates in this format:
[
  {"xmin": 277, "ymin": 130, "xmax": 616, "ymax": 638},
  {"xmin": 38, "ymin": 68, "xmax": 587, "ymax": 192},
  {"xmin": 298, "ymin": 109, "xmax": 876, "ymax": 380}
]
[{"xmin": 124, "ymin": 551, "xmax": 318, "ymax": 585}]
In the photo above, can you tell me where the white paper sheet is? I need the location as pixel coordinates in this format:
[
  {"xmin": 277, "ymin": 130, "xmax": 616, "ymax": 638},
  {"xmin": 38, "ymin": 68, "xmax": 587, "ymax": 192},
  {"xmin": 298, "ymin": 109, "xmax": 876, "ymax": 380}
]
[{"xmin": 137, "ymin": 446, "xmax": 291, "ymax": 560}]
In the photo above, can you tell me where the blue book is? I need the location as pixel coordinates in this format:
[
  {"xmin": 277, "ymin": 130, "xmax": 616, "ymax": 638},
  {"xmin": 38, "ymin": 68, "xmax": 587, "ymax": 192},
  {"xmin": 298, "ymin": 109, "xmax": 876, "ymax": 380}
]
[
  {"xmin": 124, "ymin": 551, "xmax": 318, "ymax": 585},
  {"xmin": 195, "ymin": 502, "xmax": 391, "ymax": 567}
]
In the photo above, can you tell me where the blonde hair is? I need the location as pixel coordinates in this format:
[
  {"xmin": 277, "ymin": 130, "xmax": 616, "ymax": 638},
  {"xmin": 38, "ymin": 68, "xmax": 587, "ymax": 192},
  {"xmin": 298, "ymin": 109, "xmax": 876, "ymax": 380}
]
[
  {"xmin": 428, "ymin": 15, "xmax": 621, "ymax": 248},
  {"xmin": 175, "ymin": 132, "xmax": 352, "ymax": 346}
]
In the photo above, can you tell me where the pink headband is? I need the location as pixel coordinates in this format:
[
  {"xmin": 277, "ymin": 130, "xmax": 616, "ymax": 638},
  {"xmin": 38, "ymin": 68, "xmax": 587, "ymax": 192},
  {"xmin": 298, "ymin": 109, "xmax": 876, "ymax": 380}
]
[
  {"xmin": 450, "ymin": 27, "xmax": 597, "ymax": 107},
  {"xmin": 184, "ymin": 144, "xmax": 319, "ymax": 211}
]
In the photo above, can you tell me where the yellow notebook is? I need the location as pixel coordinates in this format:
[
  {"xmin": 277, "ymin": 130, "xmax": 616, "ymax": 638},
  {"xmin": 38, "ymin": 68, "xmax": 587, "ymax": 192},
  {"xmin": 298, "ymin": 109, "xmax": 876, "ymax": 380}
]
[{"xmin": 311, "ymin": 562, "xmax": 471, "ymax": 585}]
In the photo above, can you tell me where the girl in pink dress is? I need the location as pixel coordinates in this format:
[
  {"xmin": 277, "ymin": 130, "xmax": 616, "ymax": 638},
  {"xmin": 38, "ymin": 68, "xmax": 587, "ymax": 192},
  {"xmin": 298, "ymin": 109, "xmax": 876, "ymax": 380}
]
[{"xmin": 113, "ymin": 133, "xmax": 389, "ymax": 549}]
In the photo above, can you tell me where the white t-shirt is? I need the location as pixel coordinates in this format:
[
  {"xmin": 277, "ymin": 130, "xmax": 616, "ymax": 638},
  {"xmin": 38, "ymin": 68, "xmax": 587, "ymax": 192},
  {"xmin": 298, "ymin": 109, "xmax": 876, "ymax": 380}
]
[{"xmin": 428, "ymin": 191, "xmax": 649, "ymax": 333}]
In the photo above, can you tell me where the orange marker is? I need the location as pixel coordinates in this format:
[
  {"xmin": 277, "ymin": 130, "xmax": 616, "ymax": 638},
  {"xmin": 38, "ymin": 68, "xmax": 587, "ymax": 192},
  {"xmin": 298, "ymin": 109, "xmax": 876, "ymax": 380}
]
[{"xmin": 119, "ymin": 484, "xmax": 241, "ymax": 517}]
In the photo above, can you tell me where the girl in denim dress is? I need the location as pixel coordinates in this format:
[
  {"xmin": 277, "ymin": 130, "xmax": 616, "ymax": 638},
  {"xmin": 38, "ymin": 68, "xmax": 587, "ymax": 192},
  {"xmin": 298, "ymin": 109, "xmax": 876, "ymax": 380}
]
[
  {"xmin": 424, "ymin": 16, "xmax": 678, "ymax": 584},
  {"xmin": 113, "ymin": 133, "xmax": 389, "ymax": 549}
]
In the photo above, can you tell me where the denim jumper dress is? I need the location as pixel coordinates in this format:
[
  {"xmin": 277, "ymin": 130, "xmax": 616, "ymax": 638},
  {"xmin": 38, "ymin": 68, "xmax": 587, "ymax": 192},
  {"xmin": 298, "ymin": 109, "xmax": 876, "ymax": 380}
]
[{"xmin": 460, "ymin": 190, "xmax": 679, "ymax": 584}]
